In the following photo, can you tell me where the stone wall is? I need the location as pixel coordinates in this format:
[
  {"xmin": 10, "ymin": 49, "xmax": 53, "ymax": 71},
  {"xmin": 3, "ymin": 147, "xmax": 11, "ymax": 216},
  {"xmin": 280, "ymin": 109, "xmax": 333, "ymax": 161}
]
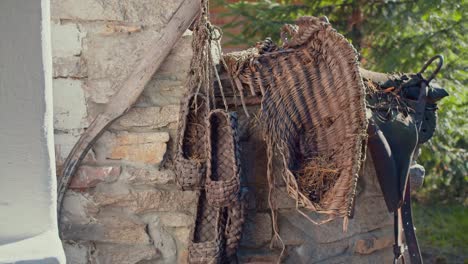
[
  {"xmin": 52, "ymin": 1, "xmax": 196, "ymax": 263},
  {"xmin": 52, "ymin": 1, "xmax": 394, "ymax": 263}
]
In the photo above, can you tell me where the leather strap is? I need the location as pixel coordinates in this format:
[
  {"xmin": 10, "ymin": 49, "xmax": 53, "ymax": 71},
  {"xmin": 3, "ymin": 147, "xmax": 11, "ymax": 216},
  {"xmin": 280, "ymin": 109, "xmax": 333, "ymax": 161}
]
[
  {"xmin": 394, "ymin": 69, "xmax": 425, "ymax": 264},
  {"xmin": 393, "ymin": 181, "xmax": 423, "ymax": 264},
  {"xmin": 402, "ymin": 182, "xmax": 423, "ymax": 264},
  {"xmin": 393, "ymin": 209, "xmax": 405, "ymax": 264}
]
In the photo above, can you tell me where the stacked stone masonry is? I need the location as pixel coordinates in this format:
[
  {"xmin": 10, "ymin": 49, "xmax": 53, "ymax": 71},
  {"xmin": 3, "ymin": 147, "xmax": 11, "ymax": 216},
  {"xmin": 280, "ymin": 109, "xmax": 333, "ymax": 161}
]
[{"xmin": 52, "ymin": 1, "xmax": 394, "ymax": 263}]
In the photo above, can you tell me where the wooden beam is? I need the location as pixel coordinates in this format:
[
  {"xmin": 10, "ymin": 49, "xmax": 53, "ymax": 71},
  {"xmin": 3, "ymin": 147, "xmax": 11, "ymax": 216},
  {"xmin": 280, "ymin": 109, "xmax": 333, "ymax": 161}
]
[
  {"xmin": 214, "ymin": 67, "xmax": 397, "ymax": 108},
  {"xmin": 57, "ymin": 0, "xmax": 201, "ymax": 220},
  {"xmin": 216, "ymin": 96, "xmax": 262, "ymax": 107}
]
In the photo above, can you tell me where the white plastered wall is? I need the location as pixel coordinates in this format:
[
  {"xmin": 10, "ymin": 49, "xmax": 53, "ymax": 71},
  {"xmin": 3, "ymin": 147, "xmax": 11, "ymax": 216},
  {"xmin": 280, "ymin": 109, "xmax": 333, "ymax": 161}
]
[{"xmin": 0, "ymin": 0, "xmax": 65, "ymax": 262}]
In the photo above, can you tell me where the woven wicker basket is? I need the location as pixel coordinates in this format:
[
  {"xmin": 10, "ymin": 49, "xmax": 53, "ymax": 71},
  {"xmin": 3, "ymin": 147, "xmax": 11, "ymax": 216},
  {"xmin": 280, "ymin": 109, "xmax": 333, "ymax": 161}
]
[
  {"xmin": 188, "ymin": 191, "xmax": 225, "ymax": 264},
  {"xmin": 175, "ymin": 93, "xmax": 210, "ymax": 190},
  {"xmin": 205, "ymin": 110, "xmax": 241, "ymax": 208},
  {"xmin": 224, "ymin": 16, "xmax": 368, "ymax": 218}
]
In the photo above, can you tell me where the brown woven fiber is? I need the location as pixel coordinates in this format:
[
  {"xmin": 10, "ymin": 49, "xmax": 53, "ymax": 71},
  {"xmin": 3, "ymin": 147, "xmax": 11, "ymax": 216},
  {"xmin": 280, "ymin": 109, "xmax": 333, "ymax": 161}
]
[
  {"xmin": 175, "ymin": 93, "xmax": 209, "ymax": 190},
  {"xmin": 174, "ymin": 0, "xmax": 214, "ymax": 191},
  {"xmin": 189, "ymin": 191, "xmax": 226, "ymax": 264},
  {"xmin": 224, "ymin": 16, "xmax": 368, "ymax": 219},
  {"xmin": 205, "ymin": 110, "xmax": 241, "ymax": 207},
  {"xmin": 224, "ymin": 196, "xmax": 246, "ymax": 258}
]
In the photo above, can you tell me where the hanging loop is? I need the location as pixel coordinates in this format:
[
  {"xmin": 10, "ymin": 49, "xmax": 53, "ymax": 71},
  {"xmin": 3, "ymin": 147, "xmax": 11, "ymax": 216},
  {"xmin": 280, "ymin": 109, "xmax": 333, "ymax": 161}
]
[
  {"xmin": 209, "ymin": 23, "xmax": 223, "ymax": 41},
  {"xmin": 418, "ymin": 54, "xmax": 444, "ymax": 84}
]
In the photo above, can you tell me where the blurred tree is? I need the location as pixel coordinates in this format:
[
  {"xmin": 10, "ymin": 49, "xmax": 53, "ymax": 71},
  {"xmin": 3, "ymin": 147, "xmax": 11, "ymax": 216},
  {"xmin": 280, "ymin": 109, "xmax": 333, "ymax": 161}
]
[{"xmin": 215, "ymin": 0, "xmax": 467, "ymax": 203}]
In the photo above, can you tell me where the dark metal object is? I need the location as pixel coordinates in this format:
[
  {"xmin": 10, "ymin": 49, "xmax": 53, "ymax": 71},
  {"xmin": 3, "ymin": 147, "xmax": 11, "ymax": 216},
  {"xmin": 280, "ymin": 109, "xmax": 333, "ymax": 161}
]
[
  {"xmin": 418, "ymin": 55, "xmax": 444, "ymax": 84},
  {"xmin": 367, "ymin": 55, "xmax": 446, "ymax": 264},
  {"xmin": 395, "ymin": 56, "xmax": 443, "ymax": 264}
]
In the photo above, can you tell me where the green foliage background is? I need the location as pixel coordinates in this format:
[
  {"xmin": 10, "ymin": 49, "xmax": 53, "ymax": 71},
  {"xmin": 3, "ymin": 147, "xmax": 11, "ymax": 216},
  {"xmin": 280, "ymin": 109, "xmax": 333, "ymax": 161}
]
[{"xmin": 215, "ymin": 0, "xmax": 467, "ymax": 203}]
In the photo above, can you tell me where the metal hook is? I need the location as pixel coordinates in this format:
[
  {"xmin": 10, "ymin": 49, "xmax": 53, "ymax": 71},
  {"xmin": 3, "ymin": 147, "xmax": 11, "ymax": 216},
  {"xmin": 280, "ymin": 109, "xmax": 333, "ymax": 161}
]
[
  {"xmin": 418, "ymin": 54, "xmax": 444, "ymax": 84},
  {"xmin": 320, "ymin": 16, "xmax": 330, "ymax": 24}
]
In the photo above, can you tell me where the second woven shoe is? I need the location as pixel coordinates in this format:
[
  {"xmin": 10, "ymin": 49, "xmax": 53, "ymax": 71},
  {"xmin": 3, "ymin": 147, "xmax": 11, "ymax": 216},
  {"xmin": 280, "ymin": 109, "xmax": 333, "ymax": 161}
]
[
  {"xmin": 188, "ymin": 191, "xmax": 225, "ymax": 264},
  {"xmin": 205, "ymin": 110, "xmax": 241, "ymax": 208}
]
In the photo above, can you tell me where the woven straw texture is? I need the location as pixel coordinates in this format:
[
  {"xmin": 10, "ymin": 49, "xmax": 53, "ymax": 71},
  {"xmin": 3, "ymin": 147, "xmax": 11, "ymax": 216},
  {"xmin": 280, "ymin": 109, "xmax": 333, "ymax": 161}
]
[
  {"xmin": 224, "ymin": 16, "xmax": 368, "ymax": 218},
  {"xmin": 177, "ymin": 0, "xmax": 246, "ymax": 262},
  {"xmin": 189, "ymin": 191, "xmax": 225, "ymax": 264},
  {"xmin": 174, "ymin": 0, "xmax": 214, "ymax": 191},
  {"xmin": 224, "ymin": 196, "xmax": 246, "ymax": 257},
  {"xmin": 175, "ymin": 93, "xmax": 209, "ymax": 190},
  {"xmin": 205, "ymin": 110, "xmax": 241, "ymax": 207}
]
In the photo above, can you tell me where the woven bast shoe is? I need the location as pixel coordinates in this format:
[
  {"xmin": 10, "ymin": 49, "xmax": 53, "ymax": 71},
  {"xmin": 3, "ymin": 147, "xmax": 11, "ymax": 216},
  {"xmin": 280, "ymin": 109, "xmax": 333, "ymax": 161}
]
[
  {"xmin": 175, "ymin": 93, "xmax": 210, "ymax": 190},
  {"xmin": 205, "ymin": 110, "xmax": 241, "ymax": 208},
  {"xmin": 188, "ymin": 191, "xmax": 225, "ymax": 264},
  {"xmin": 224, "ymin": 194, "xmax": 246, "ymax": 258}
]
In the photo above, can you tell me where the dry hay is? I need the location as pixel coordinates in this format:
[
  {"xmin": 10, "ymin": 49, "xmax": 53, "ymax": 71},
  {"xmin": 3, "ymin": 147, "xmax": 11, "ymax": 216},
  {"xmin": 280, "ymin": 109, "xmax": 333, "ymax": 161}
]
[{"xmin": 297, "ymin": 156, "xmax": 340, "ymax": 203}]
